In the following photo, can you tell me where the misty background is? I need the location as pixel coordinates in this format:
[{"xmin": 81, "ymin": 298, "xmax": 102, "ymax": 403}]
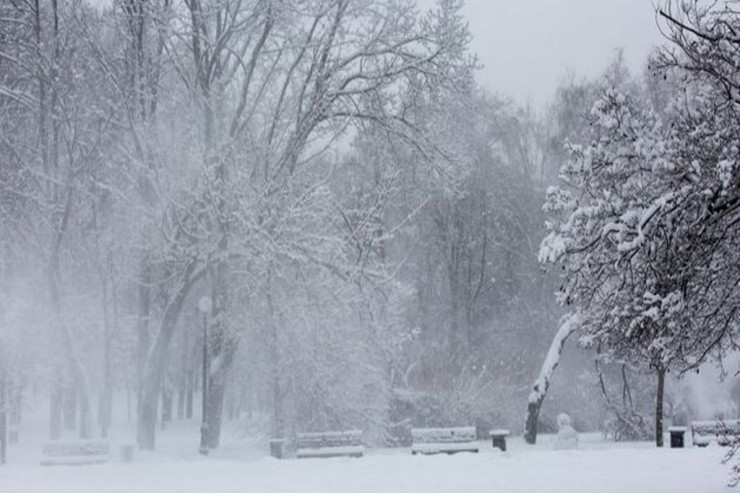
[{"xmin": 0, "ymin": 0, "xmax": 737, "ymax": 456}]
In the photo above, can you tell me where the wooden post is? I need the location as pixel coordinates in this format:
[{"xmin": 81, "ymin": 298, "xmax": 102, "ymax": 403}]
[
  {"xmin": 50, "ymin": 377, "xmax": 62, "ymax": 440},
  {"xmin": 186, "ymin": 371, "xmax": 194, "ymax": 420},
  {"xmin": 161, "ymin": 387, "xmax": 173, "ymax": 429},
  {"xmin": 197, "ymin": 296, "xmax": 211, "ymax": 455}
]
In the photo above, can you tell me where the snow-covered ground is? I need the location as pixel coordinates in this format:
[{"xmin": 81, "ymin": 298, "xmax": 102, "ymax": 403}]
[{"xmin": 0, "ymin": 420, "xmax": 733, "ymax": 493}]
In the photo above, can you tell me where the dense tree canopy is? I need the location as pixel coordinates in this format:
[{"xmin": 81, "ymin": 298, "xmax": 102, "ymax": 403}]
[{"xmin": 539, "ymin": 0, "xmax": 740, "ymax": 446}]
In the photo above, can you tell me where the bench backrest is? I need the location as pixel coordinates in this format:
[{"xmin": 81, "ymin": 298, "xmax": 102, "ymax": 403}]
[
  {"xmin": 42, "ymin": 440, "xmax": 110, "ymax": 457},
  {"xmin": 691, "ymin": 419, "xmax": 740, "ymax": 442},
  {"xmin": 296, "ymin": 430, "xmax": 362, "ymax": 449},
  {"xmin": 411, "ymin": 427, "xmax": 476, "ymax": 444}
]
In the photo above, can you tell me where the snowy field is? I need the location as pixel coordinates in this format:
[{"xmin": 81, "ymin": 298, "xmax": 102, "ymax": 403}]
[{"xmin": 0, "ymin": 422, "xmax": 733, "ymax": 493}]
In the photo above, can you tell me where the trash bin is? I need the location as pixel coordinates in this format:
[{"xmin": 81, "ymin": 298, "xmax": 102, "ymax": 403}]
[
  {"xmin": 490, "ymin": 429, "xmax": 510, "ymax": 452},
  {"xmin": 119, "ymin": 444, "xmax": 135, "ymax": 463},
  {"xmin": 668, "ymin": 426, "xmax": 687, "ymax": 448},
  {"xmin": 269, "ymin": 439, "xmax": 287, "ymax": 459}
]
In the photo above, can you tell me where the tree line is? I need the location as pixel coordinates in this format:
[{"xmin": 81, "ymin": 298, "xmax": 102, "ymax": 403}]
[{"xmin": 0, "ymin": 0, "xmax": 736, "ymax": 457}]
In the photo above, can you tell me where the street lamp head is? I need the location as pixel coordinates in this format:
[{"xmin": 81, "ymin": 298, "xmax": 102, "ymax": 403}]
[{"xmin": 197, "ymin": 296, "xmax": 212, "ymax": 314}]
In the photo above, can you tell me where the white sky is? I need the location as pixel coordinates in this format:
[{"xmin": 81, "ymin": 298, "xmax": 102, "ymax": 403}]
[{"xmin": 458, "ymin": 0, "xmax": 665, "ymax": 107}]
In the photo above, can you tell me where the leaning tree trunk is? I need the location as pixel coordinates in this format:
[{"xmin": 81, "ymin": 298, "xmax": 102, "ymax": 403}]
[
  {"xmin": 137, "ymin": 259, "xmax": 199, "ymax": 450},
  {"xmin": 523, "ymin": 314, "xmax": 579, "ymax": 444},
  {"xmin": 655, "ymin": 366, "xmax": 666, "ymax": 447},
  {"xmin": 49, "ymin": 243, "xmax": 93, "ymax": 440}
]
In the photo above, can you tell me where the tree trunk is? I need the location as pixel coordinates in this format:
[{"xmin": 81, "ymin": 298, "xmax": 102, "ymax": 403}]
[
  {"xmin": 177, "ymin": 327, "xmax": 190, "ymax": 420},
  {"xmin": 199, "ymin": 315, "xmax": 209, "ymax": 454},
  {"xmin": 49, "ymin": 379, "xmax": 62, "ymax": 440},
  {"xmin": 523, "ymin": 314, "xmax": 578, "ymax": 444},
  {"xmin": 199, "ymin": 233, "xmax": 235, "ymax": 451},
  {"xmin": 186, "ymin": 371, "xmax": 194, "ymax": 420},
  {"xmin": 78, "ymin": 390, "xmax": 92, "ymax": 440},
  {"xmin": 138, "ymin": 374, "xmax": 160, "ymax": 451},
  {"xmin": 1, "ymin": 361, "xmax": 7, "ymax": 465},
  {"xmin": 50, "ymin": 279, "xmax": 92, "ymax": 440},
  {"xmin": 447, "ymin": 254, "xmax": 462, "ymax": 370},
  {"xmin": 523, "ymin": 399, "xmax": 541, "ymax": 445},
  {"xmin": 137, "ymin": 258, "xmax": 199, "ymax": 450},
  {"xmin": 272, "ymin": 369, "xmax": 284, "ymax": 439},
  {"xmin": 99, "ymin": 385, "xmax": 113, "ymax": 438},
  {"xmin": 161, "ymin": 387, "xmax": 173, "ymax": 428},
  {"xmin": 267, "ymin": 272, "xmax": 284, "ymax": 439},
  {"xmin": 203, "ymin": 377, "xmax": 226, "ymax": 449},
  {"xmin": 201, "ymin": 326, "xmax": 239, "ymax": 450},
  {"xmin": 136, "ymin": 257, "xmax": 152, "ymax": 447},
  {"xmin": 63, "ymin": 385, "xmax": 77, "ymax": 431},
  {"xmin": 99, "ymin": 268, "xmax": 114, "ymax": 438},
  {"xmin": 655, "ymin": 367, "xmax": 666, "ymax": 447},
  {"xmin": 177, "ymin": 385, "xmax": 185, "ymax": 421},
  {"xmin": 9, "ymin": 387, "xmax": 21, "ymax": 431},
  {"xmin": 33, "ymin": 0, "xmax": 48, "ymax": 176},
  {"xmin": 227, "ymin": 390, "xmax": 238, "ymax": 421},
  {"xmin": 127, "ymin": 386, "xmax": 132, "ymax": 424}
]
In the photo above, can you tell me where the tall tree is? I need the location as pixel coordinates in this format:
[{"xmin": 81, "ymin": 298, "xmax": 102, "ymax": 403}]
[{"xmin": 540, "ymin": 3, "xmax": 740, "ymax": 441}]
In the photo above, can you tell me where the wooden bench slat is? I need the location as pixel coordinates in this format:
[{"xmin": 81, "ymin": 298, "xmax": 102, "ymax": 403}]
[
  {"xmin": 690, "ymin": 420, "xmax": 740, "ymax": 447},
  {"xmin": 410, "ymin": 426, "xmax": 478, "ymax": 455},
  {"xmin": 41, "ymin": 440, "xmax": 110, "ymax": 466},
  {"xmin": 411, "ymin": 442, "xmax": 479, "ymax": 455},
  {"xmin": 411, "ymin": 426, "xmax": 476, "ymax": 442},
  {"xmin": 42, "ymin": 441, "xmax": 110, "ymax": 457},
  {"xmin": 40, "ymin": 456, "xmax": 109, "ymax": 466},
  {"xmin": 295, "ymin": 430, "xmax": 364, "ymax": 459},
  {"xmin": 296, "ymin": 445, "xmax": 364, "ymax": 459}
]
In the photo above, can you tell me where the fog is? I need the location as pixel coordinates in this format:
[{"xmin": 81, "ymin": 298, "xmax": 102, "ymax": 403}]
[
  {"xmin": 0, "ymin": 0, "xmax": 738, "ymax": 470},
  {"xmin": 461, "ymin": 0, "xmax": 663, "ymax": 106}
]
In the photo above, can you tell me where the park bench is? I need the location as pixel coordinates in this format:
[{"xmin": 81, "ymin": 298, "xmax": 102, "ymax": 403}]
[
  {"xmin": 411, "ymin": 426, "xmax": 479, "ymax": 455},
  {"xmin": 295, "ymin": 430, "xmax": 364, "ymax": 458},
  {"xmin": 40, "ymin": 440, "xmax": 110, "ymax": 466},
  {"xmin": 691, "ymin": 419, "xmax": 740, "ymax": 447}
]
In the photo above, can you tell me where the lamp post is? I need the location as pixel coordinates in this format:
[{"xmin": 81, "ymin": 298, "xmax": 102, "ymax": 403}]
[{"xmin": 197, "ymin": 296, "xmax": 212, "ymax": 455}]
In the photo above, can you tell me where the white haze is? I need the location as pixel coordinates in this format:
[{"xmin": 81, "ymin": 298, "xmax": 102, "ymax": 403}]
[
  {"xmin": 0, "ymin": 0, "xmax": 736, "ymax": 480},
  {"xmin": 461, "ymin": 0, "xmax": 663, "ymax": 107}
]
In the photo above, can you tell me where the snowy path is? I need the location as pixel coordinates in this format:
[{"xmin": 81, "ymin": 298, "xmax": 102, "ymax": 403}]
[{"xmin": 0, "ymin": 444, "xmax": 731, "ymax": 493}]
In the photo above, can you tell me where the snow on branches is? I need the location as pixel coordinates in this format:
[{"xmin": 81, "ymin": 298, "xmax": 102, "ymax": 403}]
[{"xmin": 542, "ymin": 75, "xmax": 738, "ymax": 374}]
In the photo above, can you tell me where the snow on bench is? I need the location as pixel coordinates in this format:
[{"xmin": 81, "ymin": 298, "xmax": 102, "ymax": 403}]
[
  {"xmin": 295, "ymin": 430, "xmax": 364, "ymax": 459},
  {"xmin": 41, "ymin": 440, "xmax": 110, "ymax": 466},
  {"xmin": 691, "ymin": 419, "xmax": 740, "ymax": 447},
  {"xmin": 411, "ymin": 426, "xmax": 479, "ymax": 455}
]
